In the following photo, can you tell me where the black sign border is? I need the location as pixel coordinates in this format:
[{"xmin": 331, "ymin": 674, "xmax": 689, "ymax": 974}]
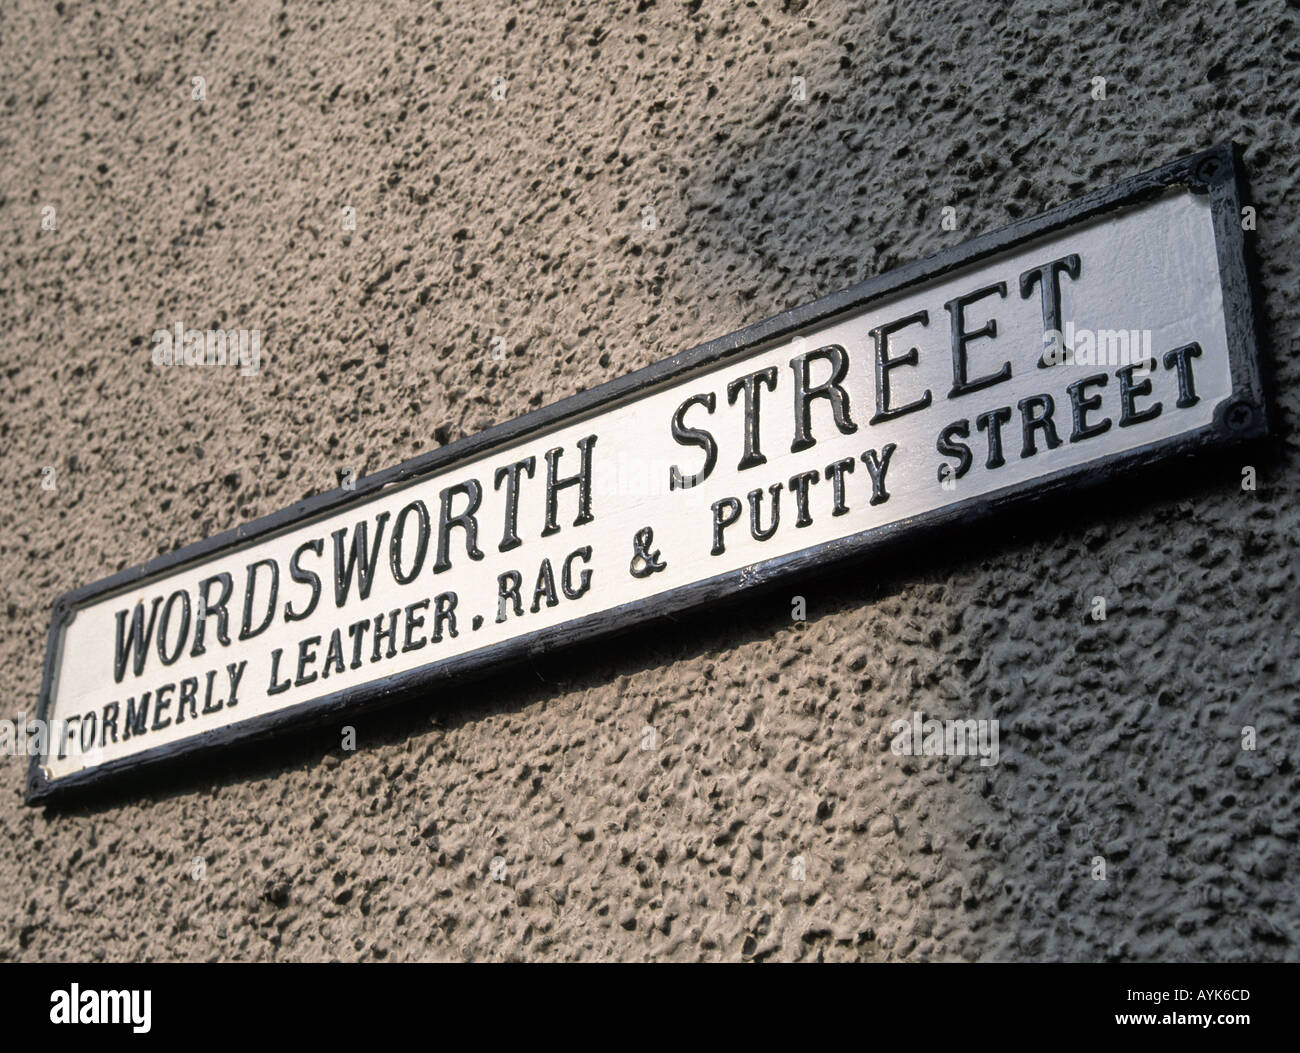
[{"xmin": 25, "ymin": 141, "xmax": 1267, "ymax": 805}]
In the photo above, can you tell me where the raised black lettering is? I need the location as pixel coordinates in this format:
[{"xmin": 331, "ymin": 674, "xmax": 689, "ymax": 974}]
[
  {"xmin": 1067, "ymin": 373, "xmax": 1112, "ymax": 442},
  {"xmin": 389, "ymin": 501, "xmax": 431, "ymax": 585},
  {"xmin": 976, "ymin": 407, "xmax": 1013, "ymax": 469},
  {"xmin": 333, "ymin": 512, "xmax": 391, "ymax": 606},
  {"xmin": 1163, "ymin": 342, "xmax": 1203, "ymax": 408},
  {"xmin": 870, "ymin": 312, "xmax": 932, "ymax": 425},
  {"xmin": 285, "ymin": 539, "xmax": 324, "ymax": 622},
  {"xmin": 494, "ymin": 457, "xmax": 536, "ymax": 551},
  {"xmin": 1018, "ymin": 394, "xmax": 1064, "ymax": 457},
  {"xmin": 669, "ymin": 393, "xmax": 718, "ymax": 490},
  {"xmin": 728, "ymin": 367, "xmax": 778, "ymax": 470},
  {"xmin": 240, "ymin": 558, "xmax": 279, "ymax": 640},
  {"xmin": 434, "ymin": 480, "xmax": 486, "ymax": 572},
  {"xmin": 542, "ymin": 436, "xmax": 597, "ymax": 536},
  {"xmin": 1118, "ymin": 360, "xmax": 1162, "ymax": 427},
  {"xmin": 946, "ymin": 281, "xmax": 1011, "ymax": 397},
  {"xmin": 191, "ymin": 572, "xmax": 233, "ymax": 657},
  {"xmin": 861, "ymin": 444, "xmax": 897, "ymax": 505},
  {"xmin": 114, "ymin": 599, "xmax": 161, "ymax": 684},
  {"xmin": 1019, "ymin": 254, "xmax": 1081, "ymax": 368},
  {"xmin": 937, "ymin": 420, "xmax": 973, "ymax": 481},
  {"xmin": 790, "ymin": 344, "xmax": 857, "ymax": 453}
]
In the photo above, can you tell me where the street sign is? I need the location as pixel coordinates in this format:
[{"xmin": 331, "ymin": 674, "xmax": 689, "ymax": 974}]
[{"xmin": 24, "ymin": 142, "xmax": 1266, "ymax": 803}]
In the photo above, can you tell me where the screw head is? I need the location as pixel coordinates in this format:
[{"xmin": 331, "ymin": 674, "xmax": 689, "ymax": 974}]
[
  {"xmin": 1195, "ymin": 156, "xmax": 1222, "ymax": 185},
  {"xmin": 1226, "ymin": 401, "xmax": 1254, "ymax": 431}
]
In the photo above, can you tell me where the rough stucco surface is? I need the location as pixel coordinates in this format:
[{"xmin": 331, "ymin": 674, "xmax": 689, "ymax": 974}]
[{"xmin": 1, "ymin": 0, "xmax": 1297, "ymax": 962}]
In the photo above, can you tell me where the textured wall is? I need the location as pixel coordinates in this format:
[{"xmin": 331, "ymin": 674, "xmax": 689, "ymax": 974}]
[{"xmin": 1, "ymin": 0, "xmax": 1296, "ymax": 962}]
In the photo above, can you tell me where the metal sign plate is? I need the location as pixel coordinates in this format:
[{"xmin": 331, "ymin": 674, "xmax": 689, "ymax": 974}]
[{"xmin": 24, "ymin": 142, "xmax": 1266, "ymax": 803}]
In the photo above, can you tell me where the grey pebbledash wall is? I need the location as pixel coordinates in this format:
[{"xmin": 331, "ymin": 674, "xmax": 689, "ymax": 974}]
[{"xmin": 0, "ymin": 0, "xmax": 1295, "ymax": 962}]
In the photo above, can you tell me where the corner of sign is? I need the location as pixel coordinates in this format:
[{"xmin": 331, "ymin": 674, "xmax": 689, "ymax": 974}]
[
  {"xmin": 23, "ymin": 763, "xmax": 51, "ymax": 807},
  {"xmin": 50, "ymin": 592, "xmax": 78, "ymax": 632},
  {"xmin": 1187, "ymin": 141, "xmax": 1241, "ymax": 194},
  {"xmin": 1213, "ymin": 394, "xmax": 1268, "ymax": 443}
]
